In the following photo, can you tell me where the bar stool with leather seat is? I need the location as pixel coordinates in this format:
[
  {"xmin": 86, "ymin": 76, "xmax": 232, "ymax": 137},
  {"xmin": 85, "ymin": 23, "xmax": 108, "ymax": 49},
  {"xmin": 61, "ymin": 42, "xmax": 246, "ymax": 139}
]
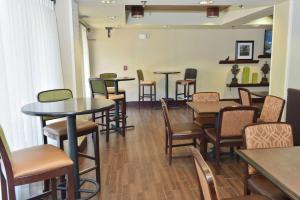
[
  {"xmin": 192, "ymin": 92, "xmax": 220, "ymax": 127},
  {"xmin": 137, "ymin": 69, "xmax": 156, "ymax": 108},
  {"xmin": 175, "ymin": 68, "xmax": 197, "ymax": 101},
  {"xmin": 161, "ymin": 99, "xmax": 204, "ymax": 165},
  {"xmin": 190, "ymin": 146, "xmax": 270, "ymax": 200},
  {"xmin": 100, "ymin": 73, "xmax": 126, "ymax": 98},
  {"xmin": 0, "ymin": 125, "xmax": 75, "ymax": 200},
  {"xmin": 89, "ymin": 78, "xmax": 126, "ymax": 141},
  {"xmin": 37, "ymin": 89, "xmax": 100, "ymax": 195},
  {"xmin": 258, "ymin": 95, "xmax": 285, "ymax": 123},
  {"xmin": 243, "ymin": 122, "xmax": 293, "ymax": 200},
  {"xmin": 204, "ymin": 106, "xmax": 258, "ymax": 166}
]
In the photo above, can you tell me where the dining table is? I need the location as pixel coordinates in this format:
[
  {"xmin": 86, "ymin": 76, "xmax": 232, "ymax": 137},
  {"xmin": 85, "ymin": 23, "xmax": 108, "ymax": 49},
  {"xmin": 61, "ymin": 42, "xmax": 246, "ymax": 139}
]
[
  {"xmin": 187, "ymin": 100, "xmax": 240, "ymax": 114},
  {"xmin": 21, "ymin": 98, "xmax": 115, "ymax": 199},
  {"xmin": 250, "ymin": 91, "xmax": 269, "ymax": 98},
  {"xmin": 236, "ymin": 147, "xmax": 300, "ymax": 200},
  {"xmin": 153, "ymin": 71, "xmax": 180, "ymax": 100},
  {"xmin": 101, "ymin": 77, "xmax": 135, "ymax": 131}
]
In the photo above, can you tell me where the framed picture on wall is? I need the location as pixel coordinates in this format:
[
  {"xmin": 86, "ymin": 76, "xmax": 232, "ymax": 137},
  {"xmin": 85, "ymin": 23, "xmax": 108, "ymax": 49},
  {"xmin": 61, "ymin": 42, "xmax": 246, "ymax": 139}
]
[
  {"xmin": 235, "ymin": 40, "xmax": 254, "ymax": 60},
  {"xmin": 264, "ymin": 30, "xmax": 272, "ymax": 56}
]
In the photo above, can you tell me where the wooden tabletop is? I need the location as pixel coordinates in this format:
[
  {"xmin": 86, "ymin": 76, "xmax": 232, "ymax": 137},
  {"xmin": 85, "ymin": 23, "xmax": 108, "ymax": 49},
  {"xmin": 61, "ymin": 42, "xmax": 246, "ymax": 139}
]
[
  {"xmin": 236, "ymin": 147, "xmax": 300, "ymax": 200},
  {"xmin": 186, "ymin": 101, "xmax": 240, "ymax": 114},
  {"xmin": 153, "ymin": 71, "xmax": 180, "ymax": 75},
  {"xmin": 251, "ymin": 91, "xmax": 269, "ymax": 98}
]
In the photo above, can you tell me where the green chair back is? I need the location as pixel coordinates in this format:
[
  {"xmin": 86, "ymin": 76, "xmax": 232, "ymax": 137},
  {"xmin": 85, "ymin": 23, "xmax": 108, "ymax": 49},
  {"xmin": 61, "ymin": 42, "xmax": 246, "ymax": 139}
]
[
  {"xmin": 0, "ymin": 125, "xmax": 12, "ymax": 161},
  {"xmin": 37, "ymin": 89, "xmax": 73, "ymax": 121},
  {"xmin": 99, "ymin": 73, "xmax": 117, "ymax": 87},
  {"xmin": 89, "ymin": 78, "xmax": 108, "ymax": 98},
  {"xmin": 137, "ymin": 69, "xmax": 144, "ymax": 81}
]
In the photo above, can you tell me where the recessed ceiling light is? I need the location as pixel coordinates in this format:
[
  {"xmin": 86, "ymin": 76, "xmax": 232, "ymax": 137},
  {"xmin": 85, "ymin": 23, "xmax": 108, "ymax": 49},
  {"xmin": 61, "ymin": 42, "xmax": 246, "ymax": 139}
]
[
  {"xmin": 199, "ymin": 0, "xmax": 213, "ymax": 5},
  {"xmin": 101, "ymin": 0, "xmax": 116, "ymax": 4}
]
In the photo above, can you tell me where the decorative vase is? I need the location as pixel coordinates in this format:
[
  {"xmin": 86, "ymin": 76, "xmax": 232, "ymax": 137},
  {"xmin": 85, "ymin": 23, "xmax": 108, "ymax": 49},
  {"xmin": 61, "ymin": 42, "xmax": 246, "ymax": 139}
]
[
  {"xmin": 242, "ymin": 67, "xmax": 250, "ymax": 84},
  {"xmin": 230, "ymin": 64, "xmax": 240, "ymax": 84},
  {"xmin": 252, "ymin": 73, "xmax": 258, "ymax": 84},
  {"xmin": 261, "ymin": 61, "xmax": 270, "ymax": 84}
]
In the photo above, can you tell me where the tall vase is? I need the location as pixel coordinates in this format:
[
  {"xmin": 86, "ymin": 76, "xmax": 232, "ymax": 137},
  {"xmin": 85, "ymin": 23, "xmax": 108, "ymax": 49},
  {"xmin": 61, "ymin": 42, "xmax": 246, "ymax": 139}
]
[{"xmin": 242, "ymin": 67, "xmax": 250, "ymax": 84}]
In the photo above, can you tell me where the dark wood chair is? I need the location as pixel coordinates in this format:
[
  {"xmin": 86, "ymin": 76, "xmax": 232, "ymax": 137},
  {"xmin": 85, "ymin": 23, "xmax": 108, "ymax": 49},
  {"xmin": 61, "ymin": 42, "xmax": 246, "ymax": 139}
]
[
  {"xmin": 89, "ymin": 78, "xmax": 126, "ymax": 140},
  {"xmin": 161, "ymin": 99, "xmax": 204, "ymax": 165},
  {"xmin": 137, "ymin": 69, "xmax": 156, "ymax": 108},
  {"xmin": 192, "ymin": 92, "xmax": 220, "ymax": 127},
  {"xmin": 0, "ymin": 125, "xmax": 75, "ymax": 200},
  {"xmin": 204, "ymin": 106, "xmax": 258, "ymax": 165},
  {"xmin": 99, "ymin": 73, "xmax": 126, "ymax": 98},
  {"xmin": 190, "ymin": 147, "xmax": 269, "ymax": 200},
  {"xmin": 175, "ymin": 68, "xmax": 197, "ymax": 101},
  {"xmin": 38, "ymin": 89, "xmax": 100, "ymax": 196},
  {"xmin": 258, "ymin": 95, "xmax": 285, "ymax": 122},
  {"xmin": 238, "ymin": 88, "xmax": 264, "ymax": 110},
  {"xmin": 242, "ymin": 122, "xmax": 293, "ymax": 200}
]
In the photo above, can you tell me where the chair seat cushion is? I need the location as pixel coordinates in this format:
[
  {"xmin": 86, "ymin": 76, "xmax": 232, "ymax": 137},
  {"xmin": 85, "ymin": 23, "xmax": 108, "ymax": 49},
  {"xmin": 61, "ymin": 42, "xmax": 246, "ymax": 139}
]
[
  {"xmin": 225, "ymin": 194, "xmax": 270, "ymax": 200},
  {"xmin": 248, "ymin": 174, "xmax": 289, "ymax": 200},
  {"xmin": 12, "ymin": 144, "xmax": 73, "ymax": 179},
  {"xmin": 205, "ymin": 128, "xmax": 243, "ymax": 144},
  {"xmin": 43, "ymin": 119, "xmax": 98, "ymax": 137},
  {"xmin": 176, "ymin": 80, "xmax": 195, "ymax": 85},
  {"xmin": 108, "ymin": 94, "xmax": 125, "ymax": 100},
  {"xmin": 172, "ymin": 122, "xmax": 203, "ymax": 138},
  {"xmin": 140, "ymin": 80, "xmax": 155, "ymax": 85},
  {"xmin": 107, "ymin": 87, "xmax": 125, "ymax": 94}
]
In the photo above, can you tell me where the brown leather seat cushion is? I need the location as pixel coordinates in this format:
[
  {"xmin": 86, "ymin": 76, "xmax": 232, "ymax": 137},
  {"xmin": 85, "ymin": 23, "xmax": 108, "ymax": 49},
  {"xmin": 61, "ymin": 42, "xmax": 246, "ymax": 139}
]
[
  {"xmin": 108, "ymin": 94, "xmax": 125, "ymax": 100},
  {"xmin": 248, "ymin": 174, "xmax": 290, "ymax": 200},
  {"xmin": 140, "ymin": 80, "xmax": 156, "ymax": 85},
  {"xmin": 107, "ymin": 87, "xmax": 125, "ymax": 94},
  {"xmin": 44, "ymin": 119, "xmax": 98, "ymax": 137},
  {"xmin": 205, "ymin": 128, "xmax": 243, "ymax": 144},
  {"xmin": 172, "ymin": 122, "xmax": 203, "ymax": 137},
  {"xmin": 225, "ymin": 194, "xmax": 270, "ymax": 200},
  {"xmin": 176, "ymin": 80, "xmax": 195, "ymax": 85},
  {"xmin": 12, "ymin": 144, "xmax": 73, "ymax": 179}
]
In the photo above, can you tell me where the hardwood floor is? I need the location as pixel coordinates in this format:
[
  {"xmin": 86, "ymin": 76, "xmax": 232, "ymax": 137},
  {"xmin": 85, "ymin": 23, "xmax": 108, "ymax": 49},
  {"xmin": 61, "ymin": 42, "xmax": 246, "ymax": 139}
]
[{"xmin": 24, "ymin": 106, "xmax": 245, "ymax": 199}]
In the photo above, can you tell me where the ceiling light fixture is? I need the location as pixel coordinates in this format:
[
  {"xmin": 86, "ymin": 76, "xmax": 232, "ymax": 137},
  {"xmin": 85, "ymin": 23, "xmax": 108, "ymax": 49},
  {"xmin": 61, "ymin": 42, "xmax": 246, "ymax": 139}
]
[
  {"xmin": 207, "ymin": 6, "xmax": 219, "ymax": 18},
  {"xmin": 101, "ymin": 0, "xmax": 116, "ymax": 4},
  {"xmin": 199, "ymin": 0, "xmax": 213, "ymax": 5}
]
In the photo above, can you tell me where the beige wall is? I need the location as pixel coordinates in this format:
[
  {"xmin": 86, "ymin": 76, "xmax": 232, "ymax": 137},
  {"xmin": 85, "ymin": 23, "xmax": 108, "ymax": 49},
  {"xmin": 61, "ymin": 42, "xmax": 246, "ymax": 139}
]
[
  {"xmin": 269, "ymin": 1, "xmax": 289, "ymax": 98},
  {"xmin": 89, "ymin": 28, "xmax": 267, "ymax": 101}
]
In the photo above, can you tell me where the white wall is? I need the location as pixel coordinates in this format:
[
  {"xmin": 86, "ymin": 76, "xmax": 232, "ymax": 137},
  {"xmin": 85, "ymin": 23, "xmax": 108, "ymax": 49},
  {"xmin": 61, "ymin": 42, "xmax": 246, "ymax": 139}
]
[{"xmin": 89, "ymin": 28, "xmax": 268, "ymax": 101}]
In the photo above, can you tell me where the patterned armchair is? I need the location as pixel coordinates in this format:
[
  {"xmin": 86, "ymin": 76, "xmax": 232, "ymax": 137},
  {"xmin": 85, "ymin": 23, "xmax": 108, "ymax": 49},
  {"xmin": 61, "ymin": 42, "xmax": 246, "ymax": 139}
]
[
  {"xmin": 242, "ymin": 122, "xmax": 293, "ymax": 200},
  {"xmin": 259, "ymin": 95, "xmax": 285, "ymax": 122},
  {"xmin": 192, "ymin": 92, "xmax": 220, "ymax": 127}
]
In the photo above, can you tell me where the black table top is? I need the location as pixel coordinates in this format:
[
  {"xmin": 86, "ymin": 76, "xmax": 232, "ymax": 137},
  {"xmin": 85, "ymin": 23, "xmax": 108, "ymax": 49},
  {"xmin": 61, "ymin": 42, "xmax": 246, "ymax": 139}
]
[
  {"xmin": 22, "ymin": 98, "xmax": 115, "ymax": 117},
  {"xmin": 153, "ymin": 71, "xmax": 181, "ymax": 75},
  {"xmin": 101, "ymin": 77, "xmax": 135, "ymax": 82}
]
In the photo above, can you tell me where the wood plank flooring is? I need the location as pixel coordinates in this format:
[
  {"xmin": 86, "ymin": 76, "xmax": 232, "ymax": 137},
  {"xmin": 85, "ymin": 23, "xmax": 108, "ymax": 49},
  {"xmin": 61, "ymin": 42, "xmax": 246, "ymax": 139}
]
[{"xmin": 24, "ymin": 106, "xmax": 245, "ymax": 199}]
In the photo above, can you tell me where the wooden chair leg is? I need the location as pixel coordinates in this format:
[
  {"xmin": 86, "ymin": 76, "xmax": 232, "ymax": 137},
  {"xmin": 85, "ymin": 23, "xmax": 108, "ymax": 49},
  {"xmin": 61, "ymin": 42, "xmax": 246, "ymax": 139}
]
[
  {"xmin": 142, "ymin": 85, "xmax": 145, "ymax": 102},
  {"xmin": 1, "ymin": 170, "xmax": 8, "ymax": 200},
  {"xmin": 150, "ymin": 85, "xmax": 153, "ymax": 108},
  {"xmin": 175, "ymin": 83, "xmax": 178, "ymax": 101},
  {"xmin": 187, "ymin": 83, "xmax": 190, "ymax": 101},
  {"xmin": 58, "ymin": 138, "xmax": 66, "ymax": 200},
  {"xmin": 51, "ymin": 178, "xmax": 57, "ymax": 200},
  {"xmin": 184, "ymin": 84, "xmax": 187, "ymax": 99},
  {"xmin": 93, "ymin": 131, "xmax": 101, "ymax": 186},
  {"xmin": 67, "ymin": 167, "xmax": 75, "ymax": 200},
  {"xmin": 194, "ymin": 82, "xmax": 196, "ymax": 94},
  {"xmin": 121, "ymin": 100, "xmax": 126, "ymax": 137},
  {"xmin": 138, "ymin": 85, "xmax": 141, "ymax": 109},
  {"xmin": 165, "ymin": 129, "xmax": 168, "ymax": 154},
  {"xmin": 154, "ymin": 83, "xmax": 156, "ymax": 102},
  {"xmin": 42, "ymin": 135, "xmax": 50, "ymax": 193},
  {"xmin": 8, "ymin": 185, "xmax": 16, "ymax": 200},
  {"xmin": 169, "ymin": 136, "xmax": 173, "ymax": 165},
  {"xmin": 106, "ymin": 109, "xmax": 110, "ymax": 142}
]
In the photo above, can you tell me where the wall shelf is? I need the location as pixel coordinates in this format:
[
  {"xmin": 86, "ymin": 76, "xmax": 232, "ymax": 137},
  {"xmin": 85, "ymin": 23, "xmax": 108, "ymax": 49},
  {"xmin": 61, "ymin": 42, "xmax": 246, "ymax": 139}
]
[
  {"xmin": 258, "ymin": 54, "xmax": 271, "ymax": 58},
  {"xmin": 226, "ymin": 83, "xmax": 269, "ymax": 88},
  {"xmin": 219, "ymin": 60, "xmax": 259, "ymax": 64}
]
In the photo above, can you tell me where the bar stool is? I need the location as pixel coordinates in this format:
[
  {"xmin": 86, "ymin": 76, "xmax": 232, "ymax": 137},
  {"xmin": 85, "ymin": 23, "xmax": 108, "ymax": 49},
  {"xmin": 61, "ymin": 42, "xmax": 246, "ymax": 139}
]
[
  {"xmin": 89, "ymin": 78, "xmax": 126, "ymax": 141},
  {"xmin": 137, "ymin": 69, "xmax": 156, "ymax": 108},
  {"xmin": 100, "ymin": 73, "xmax": 126, "ymax": 98},
  {"xmin": 0, "ymin": 125, "xmax": 75, "ymax": 200},
  {"xmin": 38, "ymin": 89, "xmax": 100, "ymax": 197},
  {"xmin": 175, "ymin": 68, "xmax": 197, "ymax": 101}
]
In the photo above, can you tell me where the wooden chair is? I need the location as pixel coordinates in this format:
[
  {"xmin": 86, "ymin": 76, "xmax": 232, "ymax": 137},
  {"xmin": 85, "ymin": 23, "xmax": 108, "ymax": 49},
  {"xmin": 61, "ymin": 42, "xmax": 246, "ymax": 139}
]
[
  {"xmin": 38, "ymin": 89, "xmax": 100, "ymax": 196},
  {"xmin": 204, "ymin": 106, "xmax": 258, "ymax": 165},
  {"xmin": 0, "ymin": 125, "xmax": 75, "ymax": 200},
  {"xmin": 175, "ymin": 68, "xmax": 197, "ymax": 101},
  {"xmin": 190, "ymin": 147, "xmax": 269, "ymax": 200},
  {"xmin": 89, "ymin": 78, "xmax": 126, "ymax": 140},
  {"xmin": 238, "ymin": 88, "xmax": 264, "ymax": 109},
  {"xmin": 161, "ymin": 99, "xmax": 204, "ymax": 165},
  {"xmin": 192, "ymin": 92, "xmax": 220, "ymax": 127},
  {"xmin": 99, "ymin": 73, "xmax": 126, "ymax": 98},
  {"xmin": 137, "ymin": 69, "xmax": 156, "ymax": 108},
  {"xmin": 242, "ymin": 122, "xmax": 293, "ymax": 200},
  {"xmin": 259, "ymin": 95, "xmax": 285, "ymax": 122}
]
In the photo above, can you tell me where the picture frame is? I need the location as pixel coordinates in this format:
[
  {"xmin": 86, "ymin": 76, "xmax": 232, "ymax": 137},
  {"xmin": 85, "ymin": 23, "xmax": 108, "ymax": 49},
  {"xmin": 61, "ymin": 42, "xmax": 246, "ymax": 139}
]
[
  {"xmin": 235, "ymin": 40, "xmax": 254, "ymax": 60},
  {"xmin": 264, "ymin": 30, "xmax": 272, "ymax": 56}
]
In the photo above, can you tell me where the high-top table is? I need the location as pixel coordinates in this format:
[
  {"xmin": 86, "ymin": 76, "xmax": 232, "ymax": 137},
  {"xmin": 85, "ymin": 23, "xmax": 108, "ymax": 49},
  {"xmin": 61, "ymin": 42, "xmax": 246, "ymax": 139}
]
[
  {"xmin": 153, "ymin": 71, "xmax": 180, "ymax": 100},
  {"xmin": 101, "ymin": 77, "xmax": 135, "ymax": 130},
  {"xmin": 237, "ymin": 147, "xmax": 300, "ymax": 200},
  {"xmin": 22, "ymin": 98, "xmax": 115, "ymax": 199}
]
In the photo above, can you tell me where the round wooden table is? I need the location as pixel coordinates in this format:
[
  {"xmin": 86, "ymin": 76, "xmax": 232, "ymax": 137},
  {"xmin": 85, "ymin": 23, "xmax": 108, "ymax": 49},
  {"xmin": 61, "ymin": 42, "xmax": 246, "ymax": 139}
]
[
  {"xmin": 22, "ymin": 98, "xmax": 115, "ymax": 199},
  {"xmin": 153, "ymin": 71, "xmax": 180, "ymax": 100}
]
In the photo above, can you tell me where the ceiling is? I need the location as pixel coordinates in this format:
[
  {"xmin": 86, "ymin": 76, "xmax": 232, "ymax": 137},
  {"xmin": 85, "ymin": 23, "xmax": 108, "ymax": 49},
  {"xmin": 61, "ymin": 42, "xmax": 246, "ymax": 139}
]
[{"xmin": 78, "ymin": 0, "xmax": 286, "ymax": 29}]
